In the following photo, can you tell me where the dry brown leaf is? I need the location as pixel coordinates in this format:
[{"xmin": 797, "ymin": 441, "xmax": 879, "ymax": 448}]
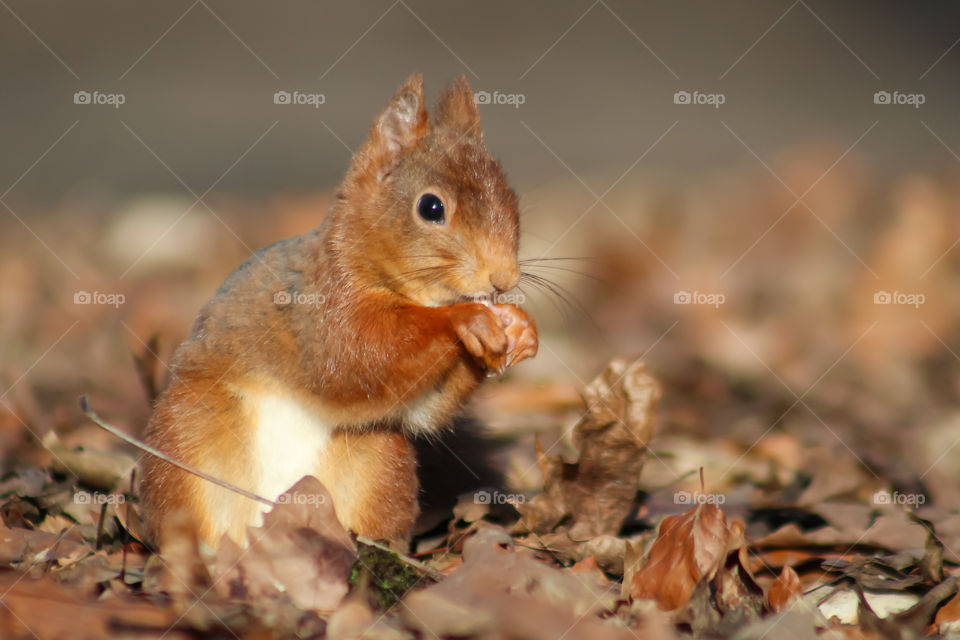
[
  {"xmin": 156, "ymin": 508, "xmax": 215, "ymax": 605},
  {"xmin": 858, "ymin": 577, "xmax": 957, "ymax": 638},
  {"xmin": 403, "ymin": 527, "xmax": 627, "ymax": 640},
  {"xmin": 213, "ymin": 475, "xmax": 356, "ymax": 613},
  {"xmin": 768, "ymin": 565, "xmax": 802, "ymax": 612},
  {"xmin": 713, "ymin": 520, "xmax": 764, "ymax": 618},
  {"xmin": 630, "ymin": 500, "xmax": 729, "ymax": 611},
  {"xmin": 0, "ymin": 520, "xmax": 88, "ymax": 569},
  {"xmin": 519, "ymin": 358, "xmax": 660, "ymax": 539},
  {"xmin": 934, "ymin": 579, "xmax": 960, "ymax": 635},
  {"xmin": 584, "ymin": 534, "xmax": 627, "ymax": 575},
  {"xmin": 0, "ymin": 572, "xmax": 178, "ymax": 639},
  {"xmin": 42, "ymin": 430, "xmax": 135, "ymax": 490}
]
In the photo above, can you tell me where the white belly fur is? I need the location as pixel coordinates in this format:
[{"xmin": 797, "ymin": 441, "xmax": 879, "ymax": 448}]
[
  {"xmin": 399, "ymin": 388, "xmax": 449, "ymax": 433},
  {"xmin": 250, "ymin": 392, "xmax": 332, "ymax": 523}
]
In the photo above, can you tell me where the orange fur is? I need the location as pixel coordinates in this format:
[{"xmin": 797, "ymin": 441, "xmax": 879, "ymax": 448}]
[{"xmin": 139, "ymin": 74, "xmax": 538, "ymax": 548}]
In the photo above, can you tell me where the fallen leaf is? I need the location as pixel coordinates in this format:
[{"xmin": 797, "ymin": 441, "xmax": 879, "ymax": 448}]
[
  {"xmin": 42, "ymin": 430, "xmax": 135, "ymax": 490},
  {"xmin": 857, "ymin": 578, "xmax": 956, "ymax": 637},
  {"xmin": 806, "ymin": 585, "xmax": 920, "ymax": 625},
  {"xmin": 519, "ymin": 358, "xmax": 660, "ymax": 540},
  {"xmin": 630, "ymin": 499, "xmax": 729, "ymax": 610},
  {"xmin": 767, "ymin": 566, "xmax": 802, "ymax": 612},
  {"xmin": 213, "ymin": 476, "xmax": 356, "ymax": 613},
  {"xmin": 934, "ymin": 580, "xmax": 960, "ymax": 635},
  {"xmin": 713, "ymin": 520, "xmax": 764, "ymax": 619},
  {"xmin": 584, "ymin": 533, "xmax": 627, "ymax": 575},
  {"xmin": 402, "ymin": 527, "xmax": 627, "ymax": 639},
  {"xmin": 0, "ymin": 572, "xmax": 177, "ymax": 639}
]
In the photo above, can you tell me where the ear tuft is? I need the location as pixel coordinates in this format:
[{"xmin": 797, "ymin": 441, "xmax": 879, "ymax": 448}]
[
  {"xmin": 376, "ymin": 73, "xmax": 428, "ymax": 158},
  {"xmin": 353, "ymin": 74, "xmax": 429, "ymax": 184},
  {"xmin": 435, "ymin": 76, "xmax": 482, "ymax": 141}
]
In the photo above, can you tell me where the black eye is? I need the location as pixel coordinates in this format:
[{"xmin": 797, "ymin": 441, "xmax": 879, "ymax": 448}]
[{"xmin": 416, "ymin": 193, "xmax": 445, "ymax": 224}]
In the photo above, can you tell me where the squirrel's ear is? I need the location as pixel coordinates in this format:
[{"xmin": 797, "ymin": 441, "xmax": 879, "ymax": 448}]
[
  {"xmin": 435, "ymin": 76, "xmax": 481, "ymax": 141},
  {"xmin": 368, "ymin": 74, "xmax": 428, "ymax": 171}
]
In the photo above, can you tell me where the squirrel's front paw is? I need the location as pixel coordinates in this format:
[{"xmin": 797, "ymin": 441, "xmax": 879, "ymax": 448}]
[
  {"xmin": 450, "ymin": 303, "xmax": 509, "ymax": 374},
  {"xmin": 490, "ymin": 304, "xmax": 538, "ymax": 369}
]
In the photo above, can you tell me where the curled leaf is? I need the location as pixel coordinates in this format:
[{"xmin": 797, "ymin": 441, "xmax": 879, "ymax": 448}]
[
  {"xmin": 519, "ymin": 358, "xmax": 660, "ymax": 539},
  {"xmin": 767, "ymin": 565, "xmax": 802, "ymax": 613},
  {"xmin": 630, "ymin": 501, "xmax": 728, "ymax": 611}
]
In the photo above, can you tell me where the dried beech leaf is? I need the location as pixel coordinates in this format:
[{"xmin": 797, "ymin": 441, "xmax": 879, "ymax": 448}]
[
  {"xmin": 43, "ymin": 431, "xmax": 135, "ymax": 490},
  {"xmin": 935, "ymin": 580, "xmax": 960, "ymax": 635},
  {"xmin": 585, "ymin": 534, "xmax": 627, "ymax": 575},
  {"xmin": 520, "ymin": 358, "xmax": 660, "ymax": 539},
  {"xmin": 403, "ymin": 527, "xmax": 627, "ymax": 639},
  {"xmin": 767, "ymin": 566, "xmax": 802, "ymax": 612},
  {"xmin": 213, "ymin": 476, "xmax": 356, "ymax": 613},
  {"xmin": 713, "ymin": 520, "xmax": 764, "ymax": 620},
  {"xmin": 157, "ymin": 508, "xmax": 214, "ymax": 604},
  {"xmin": 630, "ymin": 501, "xmax": 729, "ymax": 611},
  {"xmin": 858, "ymin": 578, "xmax": 957, "ymax": 638},
  {"xmin": 0, "ymin": 573, "xmax": 174, "ymax": 638}
]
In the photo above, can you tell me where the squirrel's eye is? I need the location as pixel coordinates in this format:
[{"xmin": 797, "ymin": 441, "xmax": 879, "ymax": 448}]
[{"xmin": 416, "ymin": 193, "xmax": 445, "ymax": 224}]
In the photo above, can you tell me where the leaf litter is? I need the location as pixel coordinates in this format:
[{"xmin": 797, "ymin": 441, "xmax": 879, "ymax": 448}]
[{"xmin": 7, "ymin": 163, "xmax": 960, "ymax": 637}]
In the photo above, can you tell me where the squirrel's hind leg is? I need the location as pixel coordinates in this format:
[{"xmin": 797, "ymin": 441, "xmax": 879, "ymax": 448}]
[
  {"xmin": 139, "ymin": 375, "xmax": 260, "ymax": 548},
  {"xmin": 316, "ymin": 429, "xmax": 419, "ymax": 547}
]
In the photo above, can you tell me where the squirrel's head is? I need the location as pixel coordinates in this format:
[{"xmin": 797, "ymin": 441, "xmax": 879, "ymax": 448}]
[{"xmin": 333, "ymin": 74, "xmax": 520, "ymax": 307}]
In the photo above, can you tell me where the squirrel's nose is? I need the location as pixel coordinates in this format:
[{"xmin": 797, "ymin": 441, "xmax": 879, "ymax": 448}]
[{"xmin": 489, "ymin": 266, "xmax": 520, "ymax": 293}]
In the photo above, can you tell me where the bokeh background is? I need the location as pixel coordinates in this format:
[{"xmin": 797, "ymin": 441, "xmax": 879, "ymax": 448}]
[{"xmin": 4, "ymin": 1, "xmax": 960, "ymax": 512}]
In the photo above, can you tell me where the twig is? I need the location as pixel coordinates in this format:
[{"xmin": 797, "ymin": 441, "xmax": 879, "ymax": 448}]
[
  {"xmin": 132, "ymin": 334, "xmax": 162, "ymax": 405},
  {"xmin": 95, "ymin": 501, "xmax": 107, "ymax": 551},
  {"xmin": 121, "ymin": 467, "xmax": 134, "ymax": 582},
  {"xmin": 78, "ymin": 396, "xmax": 273, "ymax": 507}
]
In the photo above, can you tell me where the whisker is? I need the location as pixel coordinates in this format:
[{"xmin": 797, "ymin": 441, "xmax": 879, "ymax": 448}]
[
  {"xmin": 519, "ymin": 263, "xmax": 603, "ymax": 282},
  {"xmin": 519, "ymin": 256, "xmax": 607, "ymax": 264},
  {"xmin": 520, "ymin": 274, "xmax": 567, "ymax": 318},
  {"xmin": 520, "ymin": 271, "xmax": 599, "ymax": 329}
]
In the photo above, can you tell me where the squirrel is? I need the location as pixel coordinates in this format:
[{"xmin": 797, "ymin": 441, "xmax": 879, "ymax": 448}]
[{"xmin": 138, "ymin": 74, "xmax": 538, "ymax": 548}]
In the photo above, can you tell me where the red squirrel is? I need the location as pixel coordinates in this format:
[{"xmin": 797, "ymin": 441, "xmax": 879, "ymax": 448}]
[{"xmin": 139, "ymin": 74, "xmax": 538, "ymax": 547}]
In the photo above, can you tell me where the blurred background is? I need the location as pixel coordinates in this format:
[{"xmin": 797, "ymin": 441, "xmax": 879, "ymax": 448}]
[{"xmin": 4, "ymin": 1, "xmax": 960, "ymax": 509}]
